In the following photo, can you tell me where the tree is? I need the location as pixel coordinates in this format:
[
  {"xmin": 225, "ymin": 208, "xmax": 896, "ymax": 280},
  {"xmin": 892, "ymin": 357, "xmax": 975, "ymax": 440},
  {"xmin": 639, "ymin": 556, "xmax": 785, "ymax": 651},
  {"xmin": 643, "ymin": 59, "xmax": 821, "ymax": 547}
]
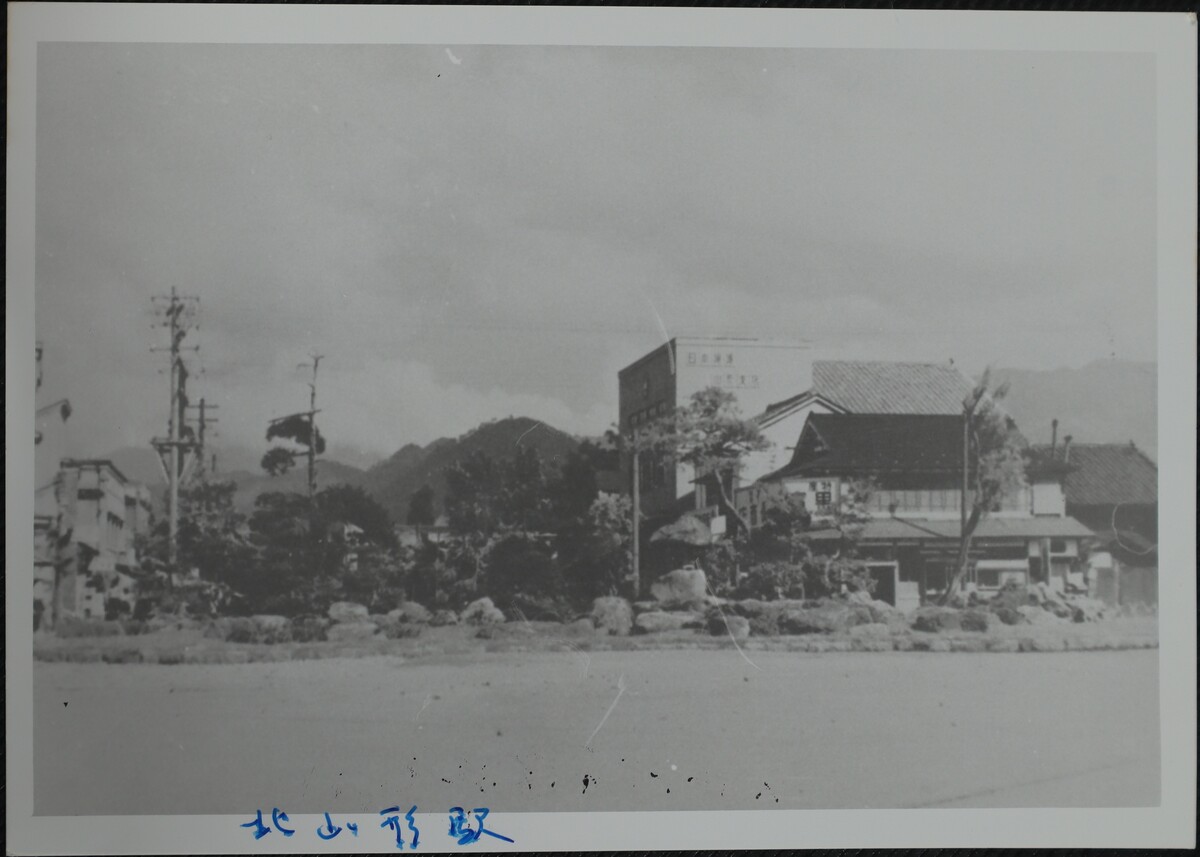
[
  {"xmin": 741, "ymin": 480, "xmax": 877, "ymax": 600},
  {"xmin": 558, "ymin": 493, "xmax": 633, "ymax": 603},
  {"xmin": 406, "ymin": 484, "xmax": 437, "ymax": 526},
  {"xmin": 137, "ymin": 478, "xmax": 253, "ymax": 617},
  {"xmin": 634, "ymin": 387, "xmax": 770, "ymax": 539},
  {"xmin": 940, "ymin": 371, "xmax": 1028, "ymax": 604},
  {"xmin": 245, "ymin": 483, "xmax": 403, "ymax": 615}
]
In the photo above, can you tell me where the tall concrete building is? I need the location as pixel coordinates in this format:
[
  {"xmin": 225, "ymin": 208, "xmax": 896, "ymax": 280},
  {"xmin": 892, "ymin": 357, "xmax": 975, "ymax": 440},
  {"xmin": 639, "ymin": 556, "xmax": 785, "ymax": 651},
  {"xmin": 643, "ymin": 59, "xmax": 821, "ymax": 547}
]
[{"xmin": 618, "ymin": 336, "xmax": 809, "ymax": 516}]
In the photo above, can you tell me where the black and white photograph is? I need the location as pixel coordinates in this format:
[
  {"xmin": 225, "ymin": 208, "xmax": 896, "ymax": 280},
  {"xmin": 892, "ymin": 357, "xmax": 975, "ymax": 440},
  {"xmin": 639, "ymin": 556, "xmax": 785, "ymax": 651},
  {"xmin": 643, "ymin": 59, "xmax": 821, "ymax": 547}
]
[{"xmin": 6, "ymin": 4, "xmax": 1196, "ymax": 853}]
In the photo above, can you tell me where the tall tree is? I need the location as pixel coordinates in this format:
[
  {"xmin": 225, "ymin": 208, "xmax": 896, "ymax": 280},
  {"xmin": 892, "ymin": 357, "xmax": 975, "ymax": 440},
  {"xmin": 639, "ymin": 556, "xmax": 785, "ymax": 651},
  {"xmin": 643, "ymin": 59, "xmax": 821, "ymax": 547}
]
[
  {"xmin": 940, "ymin": 371, "xmax": 1028, "ymax": 604},
  {"xmin": 634, "ymin": 387, "xmax": 770, "ymax": 538},
  {"xmin": 406, "ymin": 484, "xmax": 437, "ymax": 526}
]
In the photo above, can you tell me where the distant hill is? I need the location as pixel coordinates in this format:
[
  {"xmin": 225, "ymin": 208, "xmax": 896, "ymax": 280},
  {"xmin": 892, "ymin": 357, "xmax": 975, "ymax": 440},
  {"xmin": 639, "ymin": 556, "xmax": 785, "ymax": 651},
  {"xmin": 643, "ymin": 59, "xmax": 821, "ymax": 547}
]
[
  {"xmin": 102, "ymin": 416, "xmax": 583, "ymax": 523},
  {"xmin": 361, "ymin": 416, "xmax": 582, "ymax": 522},
  {"xmin": 991, "ymin": 361, "xmax": 1157, "ymax": 461},
  {"xmin": 223, "ymin": 460, "xmax": 371, "ymax": 515}
]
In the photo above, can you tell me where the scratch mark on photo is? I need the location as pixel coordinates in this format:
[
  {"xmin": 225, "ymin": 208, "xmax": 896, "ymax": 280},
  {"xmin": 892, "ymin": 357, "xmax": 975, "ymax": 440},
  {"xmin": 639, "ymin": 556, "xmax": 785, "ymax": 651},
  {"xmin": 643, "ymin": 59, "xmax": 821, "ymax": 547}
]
[{"xmin": 584, "ymin": 673, "xmax": 626, "ymax": 749}]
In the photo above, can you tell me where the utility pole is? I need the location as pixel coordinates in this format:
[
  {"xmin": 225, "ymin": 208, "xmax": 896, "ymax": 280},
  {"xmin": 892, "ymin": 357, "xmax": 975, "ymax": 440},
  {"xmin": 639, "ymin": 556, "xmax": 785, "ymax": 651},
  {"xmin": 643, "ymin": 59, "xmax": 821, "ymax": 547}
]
[
  {"xmin": 630, "ymin": 427, "xmax": 640, "ymax": 601},
  {"xmin": 185, "ymin": 398, "xmax": 219, "ymax": 481},
  {"xmin": 151, "ymin": 288, "xmax": 200, "ymax": 582},
  {"xmin": 302, "ymin": 353, "xmax": 323, "ymax": 502}
]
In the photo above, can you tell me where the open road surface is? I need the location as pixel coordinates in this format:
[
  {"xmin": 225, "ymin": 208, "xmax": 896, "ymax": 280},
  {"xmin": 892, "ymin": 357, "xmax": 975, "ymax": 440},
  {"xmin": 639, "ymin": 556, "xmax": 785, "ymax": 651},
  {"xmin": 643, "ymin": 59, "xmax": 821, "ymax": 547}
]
[{"xmin": 34, "ymin": 648, "xmax": 1159, "ymax": 815}]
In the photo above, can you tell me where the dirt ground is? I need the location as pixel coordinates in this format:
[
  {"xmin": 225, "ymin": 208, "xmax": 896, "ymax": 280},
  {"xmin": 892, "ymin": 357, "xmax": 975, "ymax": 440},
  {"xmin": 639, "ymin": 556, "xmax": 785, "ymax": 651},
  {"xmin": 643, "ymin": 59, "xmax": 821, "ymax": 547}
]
[{"xmin": 34, "ymin": 647, "xmax": 1159, "ymax": 815}]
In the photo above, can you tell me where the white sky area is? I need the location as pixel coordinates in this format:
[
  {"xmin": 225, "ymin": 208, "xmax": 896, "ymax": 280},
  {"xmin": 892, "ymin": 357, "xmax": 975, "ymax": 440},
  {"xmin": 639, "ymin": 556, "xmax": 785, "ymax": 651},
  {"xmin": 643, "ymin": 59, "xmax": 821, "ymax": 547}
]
[{"xmin": 34, "ymin": 44, "xmax": 1156, "ymax": 462}]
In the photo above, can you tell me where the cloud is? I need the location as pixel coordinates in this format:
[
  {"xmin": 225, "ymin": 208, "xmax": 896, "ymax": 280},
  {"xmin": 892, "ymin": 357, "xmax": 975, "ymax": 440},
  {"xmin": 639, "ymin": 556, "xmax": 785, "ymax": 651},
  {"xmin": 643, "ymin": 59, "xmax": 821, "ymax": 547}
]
[{"xmin": 33, "ymin": 43, "xmax": 1157, "ymax": 463}]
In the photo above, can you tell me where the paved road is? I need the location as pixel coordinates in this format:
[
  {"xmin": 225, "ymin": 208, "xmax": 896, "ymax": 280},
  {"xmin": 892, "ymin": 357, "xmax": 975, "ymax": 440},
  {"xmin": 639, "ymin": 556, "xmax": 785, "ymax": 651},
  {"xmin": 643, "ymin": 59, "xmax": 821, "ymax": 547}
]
[{"xmin": 34, "ymin": 649, "xmax": 1159, "ymax": 815}]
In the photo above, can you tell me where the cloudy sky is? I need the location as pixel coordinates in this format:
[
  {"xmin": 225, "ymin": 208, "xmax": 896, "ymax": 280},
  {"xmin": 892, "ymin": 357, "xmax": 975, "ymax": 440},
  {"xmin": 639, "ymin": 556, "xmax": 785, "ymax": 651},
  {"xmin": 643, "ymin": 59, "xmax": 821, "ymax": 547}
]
[{"xmin": 35, "ymin": 43, "xmax": 1155, "ymax": 463}]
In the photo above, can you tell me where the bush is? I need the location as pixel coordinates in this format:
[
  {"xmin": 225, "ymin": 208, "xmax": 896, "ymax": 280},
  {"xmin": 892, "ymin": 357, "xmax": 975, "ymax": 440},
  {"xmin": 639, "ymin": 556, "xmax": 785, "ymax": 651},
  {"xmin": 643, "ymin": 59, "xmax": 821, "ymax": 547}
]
[
  {"xmin": 290, "ymin": 614, "xmax": 330, "ymax": 643},
  {"xmin": 733, "ymin": 561, "xmax": 807, "ymax": 601},
  {"xmin": 121, "ymin": 619, "xmax": 152, "ymax": 636},
  {"xmin": 507, "ymin": 592, "xmax": 575, "ymax": 623},
  {"xmin": 483, "ymin": 536, "xmax": 564, "ymax": 611},
  {"xmin": 104, "ymin": 597, "xmax": 132, "ymax": 622},
  {"xmin": 56, "ymin": 617, "xmax": 123, "ymax": 638},
  {"xmin": 383, "ymin": 622, "xmax": 422, "ymax": 640}
]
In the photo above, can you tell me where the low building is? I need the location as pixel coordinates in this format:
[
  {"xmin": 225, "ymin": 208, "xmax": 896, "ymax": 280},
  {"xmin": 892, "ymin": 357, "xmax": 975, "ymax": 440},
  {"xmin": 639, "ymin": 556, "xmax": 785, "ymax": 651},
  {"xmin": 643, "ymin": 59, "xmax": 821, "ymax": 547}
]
[
  {"xmin": 1030, "ymin": 439, "xmax": 1157, "ymax": 566},
  {"xmin": 396, "ymin": 516, "xmax": 453, "ymax": 549},
  {"xmin": 756, "ymin": 413, "xmax": 1093, "ymax": 608}
]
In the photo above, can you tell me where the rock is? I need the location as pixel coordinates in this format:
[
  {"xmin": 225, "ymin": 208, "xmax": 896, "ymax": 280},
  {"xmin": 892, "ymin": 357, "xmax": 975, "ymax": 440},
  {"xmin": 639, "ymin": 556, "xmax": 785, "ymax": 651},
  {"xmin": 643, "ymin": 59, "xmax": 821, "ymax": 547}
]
[
  {"xmin": 950, "ymin": 637, "xmax": 987, "ymax": 652},
  {"xmin": 564, "ymin": 617, "xmax": 598, "ymax": 636},
  {"xmin": 1069, "ymin": 598, "xmax": 1108, "ymax": 623},
  {"xmin": 987, "ymin": 638, "xmax": 1021, "ymax": 653},
  {"xmin": 591, "ymin": 596, "xmax": 633, "ymax": 637},
  {"xmin": 1017, "ymin": 605, "xmax": 1066, "ymax": 625},
  {"xmin": 848, "ymin": 622, "xmax": 892, "ymax": 639},
  {"xmin": 388, "ymin": 602, "xmax": 433, "ymax": 625},
  {"xmin": 707, "ymin": 612, "xmax": 751, "ymax": 640},
  {"xmin": 912, "ymin": 607, "xmax": 962, "ymax": 633},
  {"xmin": 1043, "ymin": 599, "xmax": 1073, "ymax": 620},
  {"xmin": 1029, "ymin": 637, "xmax": 1067, "ymax": 652},
  {"xmin": 634, "ymin": 610, "xmax": 702, "ymax": 634},
  {"xmin": 632, "ymin": 601, "xmax": 659, "ymax": 614},
  {"xmin": 325, "ymin": 621, "xmax": 380, "ymax": 642},
  {"xmin": 328, "ymin": 601, "xmax": 369, "ymax": 624},
  {"xmin": 728, "ymin": 598, "xmax": 769, "ymax": 618},
  {"xmin": 928, "ymin": 638, "xmax": 952, "ymax": 652},
  {"xmin": 460, "ymin": 597, "xmax": 506, "ymax": 626},
  {"xmin": 290, "ymin": 615, "xmax": 330, "ymax": 642},
  {"xmin": 991, "ymin": 605, "xmax": 1026, "ymax": 626},
  {"xmin": 864, "ymin": 599, "xmax": 898, "ymax": 623},
  {"xmin": 251, "ymin": 614, "xmax": 289, "ymax": 631},
  {"xmin": 852, "ymin": 638, "xmax": 893, "ymax": 652},
  {"xmin": 960, "ymin": 610, "xmax": 990, "ymax": 633},
  {"xmin": 430, "ymin": 609, "xmax": 460, "ymax": 626},
  {"xmin": 778, "ymin": 603, "xmax": 863, "ymax": 635},
  {"xmin": 249, "ymin": 614, "xmax": 292, "ymax": 644},
  {"xmin": 101, "ymin": 647, "xmax": 144, "ymax": 664},
  {"xmin": 649, "ymin": 567, "xmax": 708, "ymax": 609}
]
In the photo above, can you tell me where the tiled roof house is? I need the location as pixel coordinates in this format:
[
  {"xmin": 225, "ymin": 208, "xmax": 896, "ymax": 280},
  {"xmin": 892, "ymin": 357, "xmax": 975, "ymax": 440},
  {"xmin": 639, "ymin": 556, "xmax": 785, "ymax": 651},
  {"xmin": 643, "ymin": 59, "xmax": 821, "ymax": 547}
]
[{"xmin": 1030, "ymin": 441, "xmax": 1157, "ymax": 564}]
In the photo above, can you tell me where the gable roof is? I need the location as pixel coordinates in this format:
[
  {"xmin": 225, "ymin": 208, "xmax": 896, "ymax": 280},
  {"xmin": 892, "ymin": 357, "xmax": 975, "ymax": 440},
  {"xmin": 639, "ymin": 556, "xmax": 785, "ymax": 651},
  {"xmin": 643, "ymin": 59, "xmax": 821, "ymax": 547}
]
[
  {"xmin": 756, "ymin": 390, "xmax": 847, "ymax": 427},
  {"xmin": 764, "ymin": 413, "xmax": 966, "ymax": 480},
  {"xmin": 809, "ymin": 360, "xmax": 973, "ymax": 415},
  {"xmin": 1031, "ymin": 442, "xmax": 1157, "ymax": 506}
]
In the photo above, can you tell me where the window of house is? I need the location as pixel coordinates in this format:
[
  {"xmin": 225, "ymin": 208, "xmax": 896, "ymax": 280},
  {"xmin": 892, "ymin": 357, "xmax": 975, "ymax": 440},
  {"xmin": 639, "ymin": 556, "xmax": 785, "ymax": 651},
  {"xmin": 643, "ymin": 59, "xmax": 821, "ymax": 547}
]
[
  {"xmin": 1050, "ymin": 539, "xmax": 1067, "ymax": 554},
  {"xmin": 688, "ymin": 352, "xmax": 696, "ymax": 365},
  {"xmin": 815, "ymin": 490, "xmax": 832, "ymax": 509}
]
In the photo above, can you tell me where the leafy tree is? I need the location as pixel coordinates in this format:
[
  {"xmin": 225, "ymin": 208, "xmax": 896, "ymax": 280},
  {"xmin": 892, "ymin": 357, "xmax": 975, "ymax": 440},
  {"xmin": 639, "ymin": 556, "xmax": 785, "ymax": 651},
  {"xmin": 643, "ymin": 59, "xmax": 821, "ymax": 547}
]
[
  {"xmin": 244, "ymin": 484, "xmax": 403, "ymax": 615},
  {"xmin": 552, "ymin": 438, "xmax": 620, "ymax": 521},
  {"xmin": 634, "ymin": 387, "xmax": 770, "ymax": 538},
  {"xmin": 315, "ymin": 484, "xmax": 397, "ymax": 548},
  {"xmin": 483, "ymin": 534, "xmax": 566, "ymax": 618},
  {"xmin": 558, "ymin": 493, "xmax": 633, "ymax": 603},
  {"xmin": 740, "ymin": 479, "xmax": 877, "ymax": 600},
  {"xmin": 406, "ymin": 484, "xmax": 437, "ymax": 526},
  {"xmin": 260, "ymin": 446, "xmax": 298, "ymax": 477},
  {"xmin": 940, "ymin": 371, "xmax": 1028, "ymax": 604}
]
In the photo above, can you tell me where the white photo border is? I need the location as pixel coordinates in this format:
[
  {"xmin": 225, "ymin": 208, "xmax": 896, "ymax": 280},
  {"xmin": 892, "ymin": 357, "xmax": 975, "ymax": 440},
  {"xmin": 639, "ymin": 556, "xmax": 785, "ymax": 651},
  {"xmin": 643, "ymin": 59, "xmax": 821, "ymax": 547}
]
[{"xmin": 6, "ymin": 4, "xmax": 1196, "ymax": 853}]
